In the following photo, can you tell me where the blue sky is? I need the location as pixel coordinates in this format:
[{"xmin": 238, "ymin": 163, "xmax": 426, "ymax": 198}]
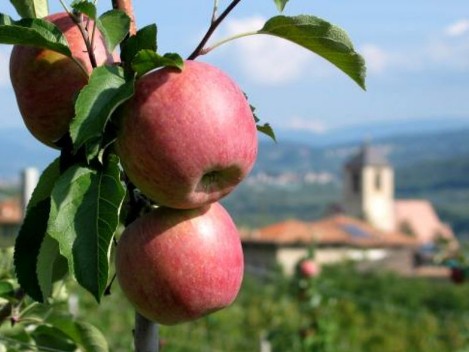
[{"xmin": 1, "ymin": 0, "xmax": 469, "ymax": 135}]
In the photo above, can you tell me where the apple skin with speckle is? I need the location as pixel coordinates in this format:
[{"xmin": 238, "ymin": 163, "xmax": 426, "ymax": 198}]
[
  {"xmin": 9, "ymin": 12, "xmax": 117, "ymax": 148},
  {"xmin": 115, "ymin": 202, "xmax": 244, "ymax": 325},
  {"xmin": 116, "ymin": 60, "xmax": 258, "ymax": 209}
]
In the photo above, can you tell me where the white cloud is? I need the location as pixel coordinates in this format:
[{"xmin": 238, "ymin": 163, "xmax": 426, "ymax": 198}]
[
  {"xmin": 225, "ymin": 16, "xmax": 265, "ymax": 35},
  {"xmin": 360, "ymin": 44, "xmax": 390, "ymax": 74},
  {"xmin": 423, "ymin": 21, "xmax": 469, "ymax": 70},
  {"xmin": 220, "ymin": 16, "xmax": 469, "ymax": 84},
  {"xmin": 422, "ymin": 19, "xmax": 469, "ymax": 69},
  {"xmin": 358, "ymin": 43, "xmax": 422, "ymax": 74},
  {"xmin": 445, "ymin": 19, "xmax": 469, "ymax": 37},
  {"xmin": 222, "ymin": 16, "xmax": 320, "ymax": 85},
  {"xmin": 359, "ymin": 32, "xmax": 469, "ymax": 75},
  {"xmin": 280, "ymin": 116, "xmax": 328, "ymax": 133},
  {"xmin": 427, "ymin": 40, "xmax": 469, "ymax": 70}
]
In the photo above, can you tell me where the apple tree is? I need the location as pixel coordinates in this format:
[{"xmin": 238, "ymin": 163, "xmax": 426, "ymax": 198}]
[{"xmin": 0, "ymin": 0, "xmax": 366, "ymax": 350}]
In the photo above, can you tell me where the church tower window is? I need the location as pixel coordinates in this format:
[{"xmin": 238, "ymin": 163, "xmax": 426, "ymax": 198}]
[
  {"xmin": 375, "ymin": 169, "xmax": 382, "ymax": 191},
  {"xmin": 352, "ymin": 172, "xmax": 361, "ymax": 194}
]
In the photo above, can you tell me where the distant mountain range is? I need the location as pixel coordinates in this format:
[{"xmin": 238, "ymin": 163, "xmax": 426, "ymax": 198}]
[
  {"xmin": 268, "ymin": 116, "xmax": 469, "ymax": 147},
  {"xmin": 1, "ymin": 116, "xmax": 469, "ymax": 181},
  {"xmin": 255, "ymin": 122, "xmax": 469, "ymax": 176}
]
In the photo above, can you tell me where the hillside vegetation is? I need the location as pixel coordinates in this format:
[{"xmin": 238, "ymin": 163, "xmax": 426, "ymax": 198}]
[
  {"xmin": 69, "ymin": 263, "xmax": 469, "ymax": 351},
  {"xmin": 224, "ymin": 128, "xmax": 469, "ymax": 236}
]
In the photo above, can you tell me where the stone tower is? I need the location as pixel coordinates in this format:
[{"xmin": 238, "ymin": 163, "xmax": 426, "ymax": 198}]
[{"xmin": 342, "ymin": 143, "xmax": 395, "ymax": 232}]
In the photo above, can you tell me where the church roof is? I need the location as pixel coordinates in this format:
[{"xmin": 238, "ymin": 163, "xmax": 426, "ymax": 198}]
[
  {"xmin": 0, "ymin": 198, "xmax": 22, "ymax": 225},
  {"xmin": 394, "ymin": 199, "xmax": 456, "ymax": 245},
  {"xmin": 345, "ymin": 143, "xmax": 390, "ymax": 170},
  {"xmin": 243, "ymin": 215, "xmax": 417, "ymax": 248}
]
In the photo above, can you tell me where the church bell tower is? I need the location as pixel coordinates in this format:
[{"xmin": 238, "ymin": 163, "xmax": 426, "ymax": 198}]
[{"xmin": 342, "ymin": 143, "xmax": 395, "ymax": 232}]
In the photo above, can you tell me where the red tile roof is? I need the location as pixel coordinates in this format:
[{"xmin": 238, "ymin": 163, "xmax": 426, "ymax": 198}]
[
  {"xmin": 394, "ymin": 199, "xmax": 456, "ymax": 245},
  {"xmin": 244, "ymin": 215, "xmax": 418, "ymax": 248},
  {"xmin": 0, "ymin": 199, "xmax": 22, "ymax": 225}
]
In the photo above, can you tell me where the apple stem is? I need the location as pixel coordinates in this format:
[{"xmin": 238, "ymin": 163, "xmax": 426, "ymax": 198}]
[
  {"xmin": 187, "ymin": 0, "xmax": 242, "ymax": 60},
  {"xmin": 201, "ymin": 31, "xmax": 258, "ymax": 56}
]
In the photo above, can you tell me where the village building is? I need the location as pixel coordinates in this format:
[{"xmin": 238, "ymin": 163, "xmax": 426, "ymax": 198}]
[
  {"xmin": 0, "ymin": 198, "xmax": 22, "ymax": 248},
  {"xmin": 0, "ymin": 168, "xmax": 38, "ymax": 247},
  {"xmin": 242, "ymin": 143, "xmax": 458, "ymax": 276}
]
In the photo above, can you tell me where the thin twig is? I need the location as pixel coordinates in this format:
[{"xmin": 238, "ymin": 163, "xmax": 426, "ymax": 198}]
[
  {"xmin": 89, "ymin": 19, "xmax": 97, "ymax": 58},
  {"xmin": 211, "ymin": 0, "xmax": 219, "ymax": 22},
  {"xmin": 57, "ymin": 0, "xmax": 89, "ymax": 75},
  {"xmin": 68, "ymin": 12, "xmax": 98, "ymax": 68},
  {"xmin": 202, "ymin": 30, "xmax": 257, "ymax": 55},
  {"xmin": 187, "ymin": 0, "xmax": 242, "ymax": 60}
]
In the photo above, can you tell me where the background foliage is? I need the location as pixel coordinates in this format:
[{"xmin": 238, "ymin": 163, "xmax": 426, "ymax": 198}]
[{"xmin": 4, "ymin": 254, "xmax": 469, "ymax": 351}]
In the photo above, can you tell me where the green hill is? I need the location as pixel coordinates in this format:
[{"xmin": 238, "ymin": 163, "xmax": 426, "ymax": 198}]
[{"xmin": 224, "ymin": 128, "xmax": 469, "ymax": 236}]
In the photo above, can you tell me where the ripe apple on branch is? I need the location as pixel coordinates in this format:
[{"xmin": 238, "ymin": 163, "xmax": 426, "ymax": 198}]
[
  {"xmin": 1, "ymin": 0, "xmax": 366, "ymax": 349},
  {"xmin": 9, "ymin": 11, "xmax": 117, "ymax": 147},
  {"xmin": 116, "ymin": 59, "xmax": 258, "ymax": 210},
  {"xmin": 116, "ymin": 202, "xmax": 244, "ymax": 325},
  {"xmin": 299, "ymin": 259, "xmax": 321, "ymax": 279}
]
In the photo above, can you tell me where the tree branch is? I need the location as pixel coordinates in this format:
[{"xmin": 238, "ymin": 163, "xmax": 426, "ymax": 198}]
[
  {"xmin": 112, "ymin": 0, "xmax": 137, "ymax": 36},
  {"xmin": 134, "ymin": 312, "xmax": 159, "ymax": 352},
  {"xmin": 187, "ymin": 0, "xmax": 242, "ymax": 60}
]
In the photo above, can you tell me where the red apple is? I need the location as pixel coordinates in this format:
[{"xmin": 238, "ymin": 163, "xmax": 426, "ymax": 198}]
[
  {"xmin": 115, "ymin": 202, "xmax": 244, "ymax": 325},
  {"xmin": 9, "ymin": 12, "xmax": 117, "ymax": 147},
  {"xmin": 116, "ymin": 60, "xmax": 258, "ymax": 209},
  {"xmin": 299, "ymin": 259, "xmax": 320, "ymax": 278},
  {"xmin": 450, "ymin": 267, "xmax": 465, "ymax": 284}
]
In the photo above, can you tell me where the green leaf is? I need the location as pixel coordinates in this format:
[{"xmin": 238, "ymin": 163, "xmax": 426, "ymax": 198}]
[
  {"xmin": 10, "ymin": 0, "xmax": 48, "ymax": 19},
  {"xmin": 0, "ymin": 324, "xmax": 33, "ymax": 349},
  {"xmin": 70, "ymin": 65, "xmax": 135, "ymax": 160},
  {"xmin": 258, "ymin": 15, "xmax": 366, "ymax": 89},
  {"xmin": 131, "ymin": 50, "xmax": 184, "ymax": 77},
  {"xmin": 48, "ymin": 155, "xmax": 125, "ymax": 301},
  {"xmin": 32, "ymin": 325, "xmax": 77, "ymax": 352},
  {"xmin": 14, "ymin": 199, "xmax": 50, "ymax": 302},
  {"xmin": 120, "ymin": 23, "xmax": 157, "ymax": 68},
  {"xmin": 257, "ymin": 123, "xmax": 277, "ymax": 142},
  {"xmin": 47, "ymin": 316, "xmax": 109, "ymax": 352},
  {"xmin": 0, "ymin": 13, "xmax": 71, "ymax": 56},
  {"xmin": 71, "ymin": 0, "xmax": 96, "ymax": 20},
  {"xmin": 97, "ymin": 10, "xmax": 130, "ymax": 52},
  {"xmin": 36, "ymin": 235, "xmax": 67, "ymax": 300},
  {"xmin": 72, "ymin": 321, "xmax": 109, "ymax": 352},
  {"xmin": 0, "ymin": 281, "xmax": 14, "ymax": 298},
  {"xmin": 13, "ymin": 159, "xmax": 61, "ymax": 302},
  {"xmin": 273, "ymin": 0, "xmax": 289, "ymax": 12},
  {"xmin": 246, "ymin": 95, "xmax": 276, "ymax": 142},
  {"xmin": 27, "ymin": 158, "xmax": 61, "ymax": 210}
]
